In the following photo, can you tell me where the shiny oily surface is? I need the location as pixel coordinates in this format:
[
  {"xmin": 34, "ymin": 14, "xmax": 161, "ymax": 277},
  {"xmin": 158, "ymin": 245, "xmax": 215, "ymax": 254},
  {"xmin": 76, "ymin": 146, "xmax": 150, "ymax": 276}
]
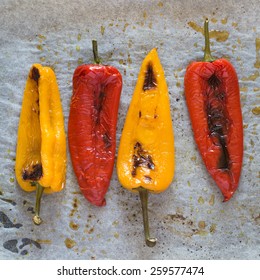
[
  {"xmin": 184, "ymin": 59, "xmax": 243, "ymax": 201},
  {"xmin": 117, "ymin": 48, "xmax": 175, "ymax": 194},
  {"xmin": 0, "ymin": 0, "xmax": 259, "ymax": 260},
  {"xmin": 68, "ymin": 64, "xmax": 122, "ymax": 206}
]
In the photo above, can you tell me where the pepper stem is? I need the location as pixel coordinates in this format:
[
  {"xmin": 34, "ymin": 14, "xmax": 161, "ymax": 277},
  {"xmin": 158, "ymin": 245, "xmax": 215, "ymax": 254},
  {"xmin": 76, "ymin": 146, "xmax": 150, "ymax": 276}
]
[
  {"xmin": 203, "ymin": 18, "xmax": 214, "ymax": 62},
  {"xmin": 138, "ymin": 187, "xmax": 157, "ymax": 247},
  {"xmin": 92, "ymin": 39, "xmax": 101, "ymax": 64},
  {"xmin": 33, "ymin": 182, "xmax": 44, "ymax": 225}
]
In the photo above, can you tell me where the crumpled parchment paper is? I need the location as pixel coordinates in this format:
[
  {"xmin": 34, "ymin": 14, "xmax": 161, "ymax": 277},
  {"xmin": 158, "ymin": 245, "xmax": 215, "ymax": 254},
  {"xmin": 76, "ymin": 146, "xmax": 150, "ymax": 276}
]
[{"xmin": 0, "ymin": 0, "xmax": 259, "ymax": 260}]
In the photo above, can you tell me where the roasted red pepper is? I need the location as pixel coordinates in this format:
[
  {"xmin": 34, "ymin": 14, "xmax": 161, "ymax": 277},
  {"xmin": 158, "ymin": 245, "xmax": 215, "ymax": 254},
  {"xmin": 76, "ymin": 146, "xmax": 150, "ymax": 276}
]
[
  {"xmin": 184, "ymin": 19, "xmax": 243, "ymax": 201},
  {"xmin": 68, "ymin": 40, "xmax": 122, "ymax": 206}
]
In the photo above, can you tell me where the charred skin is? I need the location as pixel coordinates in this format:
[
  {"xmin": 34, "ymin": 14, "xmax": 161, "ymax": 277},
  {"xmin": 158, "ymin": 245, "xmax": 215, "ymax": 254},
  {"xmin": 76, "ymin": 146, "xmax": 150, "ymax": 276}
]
[
  {"xmin": 206, "ymin": 73, "xmax": 230, "ymax": 170},
  {"xmin": 117, "ymin": 48, "xmax": 175, "ymax": 194},
  {"xmin": 184, "ymin": 59, "xmax": 243, "ymax": 201},
  {"xmin": 15, "ymin": 63, "xmax": 67, "ymax": 224},
  {"xmin": 68, "ymin": 65, "xmax": 122, "ymax": 206},
  {"xmin": 117, "ymin": 48, "xmax": 175, "ymax": 246}
]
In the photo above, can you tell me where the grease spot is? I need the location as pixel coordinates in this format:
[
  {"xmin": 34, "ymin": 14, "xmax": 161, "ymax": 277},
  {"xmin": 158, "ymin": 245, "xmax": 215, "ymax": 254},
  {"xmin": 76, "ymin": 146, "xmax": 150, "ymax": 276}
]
[
  {"xmin": 221, "ymin": 17, "xmax": 228, "ymax": 24},
  {"xmin": 3, "ymin": 238, "xmax": 41, "ymax": 254},
  {"xmin": 198, "ymin": 196, "xmax": 205, "ymax": 204},
  {"xmin": 198, "ymin": 221, "xmax": 206, "ymax": 229},
  {"xmin": 114, "ymin": 232, "xmax": 119, "ymax": 239},
  {"xmin": 9, "ymin": 177, "xmax": 15, "ymax": 183},
  {"xmin": 36, "ymin": 239, "xmax": 52, "ymax": 245},
  {"xmin": 163, "ymin": 214, "xmax": 199, "ymax": 237},
  {"xmin": 188, "ymin": 21, "xmax": 229, "ymax": 42},
  {"xmin": 0, "ymin": 197, "xmax": 16, "ymax": 206},
  {"xmin": 70, "ymin": 198, "xmax": 79, "ymax": 217},
  {"xmin": 0, "ymin": 212, "xmax": 22, "ymax": 228},
  {"xmin": 101, "ymin": 25, "xmax": 105, "ymax": 35},
  {"xmin": 69, "ymin": 221, "xmax": 79, "ymax": 231},
  {"xmin": 255, "ymin": 38, "xmax": 260, "ymax": 68},
  {"xmin": 209, "ymin": 194, "xmax": 215, "ymax": 206},
  {"xmin": 3, "ymin": 239, "xmax": 18, "ymax": 253},
  {"xmin": 65, "ymin": 238, "xmax": 76, "ymax": 249},
  {"xmin": 210, "ymin": 223, "xmax": 217, "ymax": 233},
  {"xmin": 252, "ymin": 107, "xmax": 260, "ymax": 115},
  {"xmin": 19, "ymin": 238, "xmax": 41, "ymax": 250},
  {"xmin": 242, "ymin": 71, "xmax": 259, "ymax": 81}
]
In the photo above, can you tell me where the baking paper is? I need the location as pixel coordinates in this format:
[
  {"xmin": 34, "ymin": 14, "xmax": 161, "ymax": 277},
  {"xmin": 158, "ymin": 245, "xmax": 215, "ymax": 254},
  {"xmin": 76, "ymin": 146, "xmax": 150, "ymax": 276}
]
[{"xmin": 0, "ymin": 0, "xmax": 259, "ymax": 260}]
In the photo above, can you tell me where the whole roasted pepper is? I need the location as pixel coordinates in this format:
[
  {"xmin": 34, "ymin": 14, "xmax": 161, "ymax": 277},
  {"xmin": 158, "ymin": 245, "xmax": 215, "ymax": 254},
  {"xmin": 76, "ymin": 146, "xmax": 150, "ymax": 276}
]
[
  {"xmin": 68, "ymin": 40, "xmax": 122, "ymax": 206},
  {"xmin": 184, "ymin": 19, "xmax": 243, "ymax": 201},
  {"xmin": 15, "ymin": 64, "xmax": 67, "ymax": 224},
  {"xmin": 117, "ymin": 48, "xmax": 175, "ymax": 246}
]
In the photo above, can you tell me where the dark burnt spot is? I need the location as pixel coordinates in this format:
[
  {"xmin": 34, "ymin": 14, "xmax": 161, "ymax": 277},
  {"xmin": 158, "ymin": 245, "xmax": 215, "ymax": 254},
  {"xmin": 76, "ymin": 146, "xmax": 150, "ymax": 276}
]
[
  {"xmin": 139, "ymin": 111, "xmax": 142, "ymax": 118},
  {"xmin": 207, "ymin": 106, "xmax": 230, "ymax": 170},
  {"xmin": 132, "ymin": 142, "xmax": 155, "ymax": 177},
  {"xmin": 97, "ymin": 91, "xmax": 105, "ymax": 112},
  {"xmin": 218, "ymin": 137, "xmax": 230, "ymax": 169},
  {"xmin": 208, "ymin": 74, "xmax": 221, "ymax": 89},
  {"xmin": 217, "ymin": 92, "xmax": 225, "ymax": 101},
  {"xmin": 146, "ymin": 155, "xmax": 155, "ymax": 169},
  {"xmin": 143, "ymin": 63, "xmax": 157, "ymax": 90},
  {"xmin": 22, "ymin": 163, "xmax": 43, "ymax": 181},
  {"xmin": 207, "ymin": 107, "xmax": 226, "ymax": 135},
  {"xmin": 31, "ymin": 67, "xmax": 40, "ymax": 83},
  {"xmin": 206, "ymin": 73, "xmax": 230, "ymax": 170},
  {"xmin": 94, "ymin": 90, "xmax": 106, "ymax": 124},
  {"xmin": 103, "ymin": 132, "xmax": 111, "ymax": 148}
]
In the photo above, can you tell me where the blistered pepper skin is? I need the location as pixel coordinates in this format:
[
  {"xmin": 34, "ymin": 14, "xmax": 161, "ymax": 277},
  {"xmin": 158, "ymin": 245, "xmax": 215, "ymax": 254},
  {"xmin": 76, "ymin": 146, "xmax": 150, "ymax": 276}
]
[
  {"xmin": 184, "ymin": 59, "xmax": 243, "ymax": 201},
  {"xmin": 15, "ymin": 63, "xmax": 67, "ymax": 224},
  {"xmin": 117, "ymin": 48, "xmax": 175, "ymax": 194},
  {"xmin": 68, "ymin": 64, "xmax": 122, "ymax": 206},
  {"xmin": 15, "ymin": 64, "xmax": 67, "ymax": 194},
  {"xmin": 116, "ymin": 48, "xmax": 175, "ymax": 247}
]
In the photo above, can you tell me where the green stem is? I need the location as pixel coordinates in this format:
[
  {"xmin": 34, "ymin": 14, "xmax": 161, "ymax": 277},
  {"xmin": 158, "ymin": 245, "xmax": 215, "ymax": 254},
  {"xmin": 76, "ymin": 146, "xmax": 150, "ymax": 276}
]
[
  {"xmin": 138, "ymin": 187, "xmax": 157, "ymax": 247},
  {"xmin": 92, "ymin": 39, "xmax": 101, "ymax": 64},
  {"xmin": 203, "ymin": 18, "xmax": 214, "ymax": 62},
  {"xmin": 33, "ymin": 182, "xmax": 44, "ymax": 225}
]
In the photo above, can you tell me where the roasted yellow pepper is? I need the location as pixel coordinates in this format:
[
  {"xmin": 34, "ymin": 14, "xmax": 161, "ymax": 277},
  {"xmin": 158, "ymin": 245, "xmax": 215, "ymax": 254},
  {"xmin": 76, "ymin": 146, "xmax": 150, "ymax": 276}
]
[
  {"xmin": 117, "ymin": 48, "xmax": 175, "ymax": 246},
  {"xmin": 15, "ymin": 64, "xmax": 66, "ymax": 225}
]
